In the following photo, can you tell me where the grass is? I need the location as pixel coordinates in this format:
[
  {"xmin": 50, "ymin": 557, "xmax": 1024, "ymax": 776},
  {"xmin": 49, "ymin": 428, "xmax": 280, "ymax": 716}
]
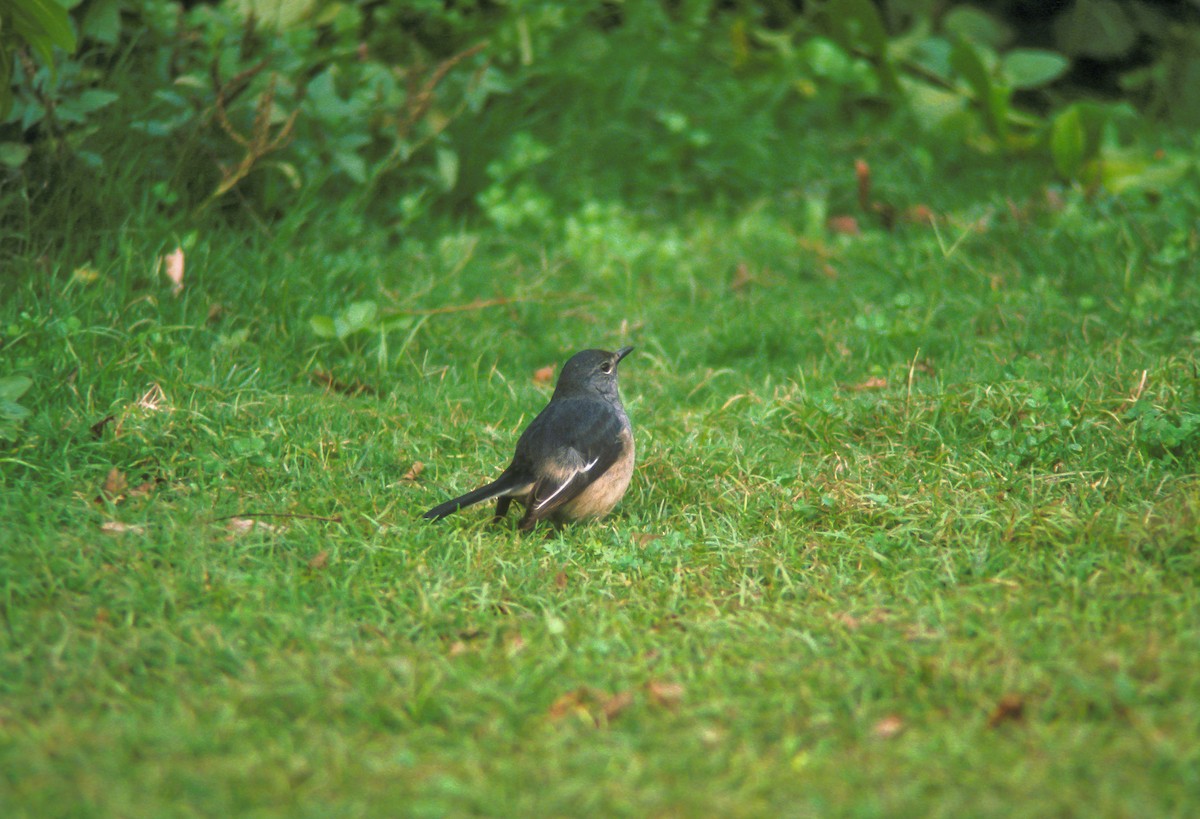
[{"xmin": 3, "ymin": 150, "xmax": 1200, "ymax": 816}]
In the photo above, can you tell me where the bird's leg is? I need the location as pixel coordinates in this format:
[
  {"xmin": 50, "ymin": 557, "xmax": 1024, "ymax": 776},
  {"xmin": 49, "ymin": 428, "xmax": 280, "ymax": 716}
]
[{"xmin": 492, "ymin": 496, "xmax": 512, "ymax": 523}]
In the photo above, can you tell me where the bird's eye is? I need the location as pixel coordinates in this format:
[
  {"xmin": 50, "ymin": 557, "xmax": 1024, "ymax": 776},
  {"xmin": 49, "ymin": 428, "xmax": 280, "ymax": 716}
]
[{"xmin": 600, "ymin": 361, "xmax": 613, "ymax": 374}]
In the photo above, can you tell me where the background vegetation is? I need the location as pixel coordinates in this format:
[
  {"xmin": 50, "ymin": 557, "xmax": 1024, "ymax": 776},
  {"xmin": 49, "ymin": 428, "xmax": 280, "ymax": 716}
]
[{"xmin": 2, "ymin": 0, "xmax": 1199, "ymax": 815}]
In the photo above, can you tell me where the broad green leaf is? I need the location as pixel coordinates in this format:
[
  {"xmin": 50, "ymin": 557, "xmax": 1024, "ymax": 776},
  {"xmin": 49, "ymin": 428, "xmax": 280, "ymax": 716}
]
[
  {"xmin": 231, "ymin": 436, "xmax": 267, "ymax": 456},
  {"xmin": 309, "ymin": 315, "xmax": 337, "ymax": 339},
  {"xmin": 10, "ymin": 0, "xmax": 78, "ymax": 62},
  {"xmin": 903, "ymin": 78, "xmax": 966, "ymax": 129},
  {"xmin": 943, "ymin": 6, "xmax": 1012, "ymax": 50},
  {"xmin": 911, "ymin": 35, "xmax": 953, "ymax": 82},
  {"xmin": 81, "ymin": 0, "xmax": 122, "ymax": 44},
  {"xmin": 1050, "ymin": 106, "xmax": 1086, "ymax": 178},
  {"xmin": 436, "ymin": 148, "xmax": 459, "ymax": 192},
  {"xmin": 1091, "ymin": 150, "xmax": 1194, "ymax": 195},
  {"xmin": 0, "ymin": 142, "xmax": 32, "ymax": 167},
  {"xmin": 949, "ymin": 37, "xmax": 992, "ymax": 101},
  {"xmin": 829, "ymin": 0, "xmax": 889, "ymax": 54},
  {"xmin": 1054, "ymin": 0, "xmax": 1136, "ymax": 59},
  {"xmin": 950, "ymin": 37, "xmax": 1008, "ymax": 139},
  {"xmin": 0, "ymin": 375, "xmax": 33, "ymax": 402},
  {"xmin": 1002, "ymin": 49, "xmax": 1069, "ymax": 89},
  {"xmin": 335, "ymin": 152, "xmax": 367, "ymax": 184},
  {"xmin": 334, "ymin": 301, "xmax": 377, "ymax": 339},
  {"xmin": 0, "ymin": 399, "xmax": 31, "ymax": 420},
  {"xmin": 229, "ymin": 0, "xmax": 318, "ymax": 29}
]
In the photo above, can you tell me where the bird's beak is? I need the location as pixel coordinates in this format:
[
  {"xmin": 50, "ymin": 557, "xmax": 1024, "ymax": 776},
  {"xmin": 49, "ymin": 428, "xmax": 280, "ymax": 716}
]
[{"xmin": 615, "ymin": 346, "xmax": 634, "ymax": 364}]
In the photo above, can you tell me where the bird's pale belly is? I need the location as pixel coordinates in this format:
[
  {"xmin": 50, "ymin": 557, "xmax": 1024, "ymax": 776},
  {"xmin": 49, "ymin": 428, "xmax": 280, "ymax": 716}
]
[{"xmin": 557, "ymin": 432, "xmax": 635, "ymax": 521}]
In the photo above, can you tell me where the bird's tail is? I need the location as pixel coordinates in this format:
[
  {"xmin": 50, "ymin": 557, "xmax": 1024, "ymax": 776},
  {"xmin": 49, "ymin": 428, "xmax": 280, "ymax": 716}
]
[{"xmin": 422, "ymin": 471, "xmax": 525, "ymax": 521}]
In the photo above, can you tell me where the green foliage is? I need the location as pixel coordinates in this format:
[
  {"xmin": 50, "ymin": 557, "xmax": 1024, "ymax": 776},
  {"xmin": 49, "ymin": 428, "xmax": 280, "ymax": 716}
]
[
  {"xmin": 119, "ymin": 1, "xmax": 497, "ymax": 216},
  {"xmin": 0, "ymin": 0, "xmax": 76, "ymax": 118},
  {"xmin": 0, "ymin": 374, "xmax": 33, "ymax": 441},
  {"xmin": 734, "ymin": 0, "xmax": 1197, "ymax": 191}
]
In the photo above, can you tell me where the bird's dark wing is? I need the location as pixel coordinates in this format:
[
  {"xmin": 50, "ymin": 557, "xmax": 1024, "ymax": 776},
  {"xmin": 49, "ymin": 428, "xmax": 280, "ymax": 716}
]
[{"xmin": 514, "ymin": 397, "xmax": 626, "ymax": 525}]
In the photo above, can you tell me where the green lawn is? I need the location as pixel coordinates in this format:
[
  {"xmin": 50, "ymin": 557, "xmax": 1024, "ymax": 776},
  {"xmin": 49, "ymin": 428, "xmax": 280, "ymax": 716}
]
[{"xmin": 2, "ymin": 167, "xmax": 1199, "ymax": 815}]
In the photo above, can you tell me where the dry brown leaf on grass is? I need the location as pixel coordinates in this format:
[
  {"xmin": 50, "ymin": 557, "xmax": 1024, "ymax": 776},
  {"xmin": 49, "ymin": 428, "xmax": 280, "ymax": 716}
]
[
  {"xmin": 100, "ymin": 521, "xmax": 145, "ymax": 536},
  {"xmin": 827, "ymin": 215, "xmax": 861, "ymax": 236},
  {"xmin": 554, "ymin": 570, "xmax": 569, "ymax": 590},
  {"xmin": 97, "ymin": 470, "xmax": 159, "ymax": 506},
  {"xmin": 601, "ymin": 691, "xmax": 635, "ymax": 721},
  {"xmin": 987, "ymin": 694, "xmax": 1025, "ymax": 728},
  {"xmin": 547, "ymin": 689, "xmax": 591, "ymax": 722},
  {"xmin": 307, "ymin": 550, "xmax": 329, "ymax": 571},
  {"xmin": 129, "ymin": 480, "xmax": 158, "ymax": 498},
  {"xmin": 547, "ymin": 688, "xmax": 635, "ymax": 726},
  {"xmin": 873, "ymin": 714, "xmax": 905, "ymax": 739},
  {"xmin": 730, "ymin": 262, "xmax": 755, "ymax": 293},
  {"xmin": 646, "ymin": 680, "xmax": 685, "ymax": 709},
  {"xmin": 226, "ymin": 518, "xmax": 284, "ymax": 536},
  {"xmin": 161, "ymin": 247, "xmax": 185, "ymax": 296},
  {"xmin": 506, "ymin": 633, "xmax": 527, "ymax": 657},
  {"xmin": 632, "ymin": 533, "xmax": 662, "ymax": 548},
  {"xmin": 101, "ymin": 467, "xmax": 128, "ymax": 501},
  {"xmin": 845, "ymin": 376, "xmax": 888, "ymax": 391},
  {"xmin": 855, "ymin": 158, "xmax": 872, "ymax": 212},
  {"xmin": 834, "ymin": 612, "xmax": 861, "ymax": 630},
  {"xmin": 401, "ymin": 461, "xmax": 425, "ymax": 481},
  {"xmin": 532, "ymin": 364, "xmax": 557, "ymax": 385}
]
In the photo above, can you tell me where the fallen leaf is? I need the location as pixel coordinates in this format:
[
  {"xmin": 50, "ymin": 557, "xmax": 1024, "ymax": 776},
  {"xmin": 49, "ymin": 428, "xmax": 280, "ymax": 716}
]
[
  {"xmin": 547, "ymin": 689, "xmax": 591, "ymax": 721},
  {"xmin": 846, "ymin": 376, "xmax": 888, "ymax": 391},
  {"xmin": 554, "ymin": 570, "xmax": 568, "ymax": 590},
  {"xmin": 730, "ymin": 262, "xmax": 754, "ymax": 292},
  {"xmin": 100, "ymin": 521, "xmax": 144, "ymax": 536},
  {"xmin": 646, "ymin": 680, "xmax": 685, "ymax": 708},
  {"xmin": 987, "ymin": 694, "xmax": 1025, "ymax": 728},
  {"xmin": 873, "ymin": 714, "xmax": 905, "ymax": 739},
  {"xmin": 226, "ymin": 518, "xmax": 282, "ymax": 535},
  {"xmin": 101, "ymin": 467, "xmax": 128, "ymax": 500},
  {"xmin": 834, "ymin": 612, "xmax": 861, "ymax": 630},
  {"xmin": 601, "ymin": 690, "xmax": 635, "ymax": 721},
  {"xmin": 128, "ymin": 480, "xmax": 158, "ymax": 498},
  {"xmin": 163, "ymin": 246, "xmax": 185, "ymax": 296},
  {"xmin": 855, "ymin": 158, "xmax": 872, "ymax": 212},
  {"xmin": 827, "ymin": 215, "xmax": 860, "ymax": 236},
  {"xmin": 547, "ymin": 687, "xmax": 635, "ymax": 726},
  {"xmin": 401, "ymin": 461, "xmax": 425, "ymax": 482},
  {"xmin": 904, "ymin": 204, "xmax": 935, "ymax": 225},
  {"xmin": 633, "ymin": 533, "xmax": 662, "ymax": 548},
  {"xmin": 307, "ymin": 550, "xmax": 329, "ymax": 570},
  {"xmin": 904, "ymin": 623, "xmax": 940, "ymax": 641},
  {"xmin": 447, "ymin": 640, "xmax": 469, "ymax": 657},
  {"xmin": 533, "ymin": 364, "xmax": 556, "ymax": 384}
]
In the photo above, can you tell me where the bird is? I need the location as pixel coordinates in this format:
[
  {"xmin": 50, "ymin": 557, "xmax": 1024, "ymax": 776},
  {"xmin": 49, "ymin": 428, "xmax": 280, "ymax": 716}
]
[{"xmin": 423, "ymin": 347, "xmax": 636, "ymax": 530}]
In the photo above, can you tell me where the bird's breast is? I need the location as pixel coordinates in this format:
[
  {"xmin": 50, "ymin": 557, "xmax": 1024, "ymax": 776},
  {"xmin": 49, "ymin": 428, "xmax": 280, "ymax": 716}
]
[{"xmin": 557, "ymin": 429, "xmax": 635, "ymax": 521}]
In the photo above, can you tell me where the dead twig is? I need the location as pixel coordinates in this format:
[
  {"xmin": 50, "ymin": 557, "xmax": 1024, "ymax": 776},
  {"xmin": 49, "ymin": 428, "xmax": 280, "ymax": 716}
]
[
  {"xmin": 212, "ymin": 512, "xmax": 343, "ymax": 523},
  {"xmin": 198, "ymin": 63, "xmax": 300, "ymax": 213}
]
